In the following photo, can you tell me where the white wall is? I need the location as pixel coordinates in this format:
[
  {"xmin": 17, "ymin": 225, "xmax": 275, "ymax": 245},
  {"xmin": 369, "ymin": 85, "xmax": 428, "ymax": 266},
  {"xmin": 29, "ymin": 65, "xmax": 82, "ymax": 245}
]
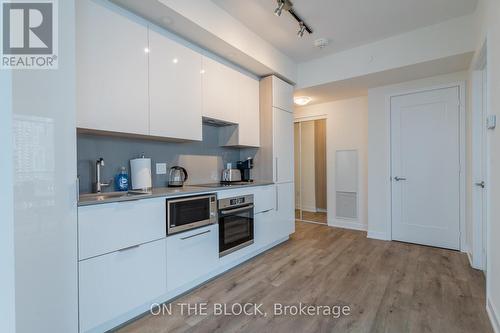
[
  {"xmin": 297, "ymin": 14, "xmax": 476, "ymax": 90},
  {"xmin": 0, "ymin": 70, "xmax": 15, "ymax": 333},
  {"xmin": 472, "ymin": 0, "xmax": 500, "ymax": 330},
  {"xmin": 11, "ymin": 1, "xmax": 79, "ymax": 332},
  {"xmin": 295, "ymin": 96, "xmax": 368, "ymax": 230},
  {"xmin": 366, "ymin": 71, "xmax": 468, "ymax": 241}
]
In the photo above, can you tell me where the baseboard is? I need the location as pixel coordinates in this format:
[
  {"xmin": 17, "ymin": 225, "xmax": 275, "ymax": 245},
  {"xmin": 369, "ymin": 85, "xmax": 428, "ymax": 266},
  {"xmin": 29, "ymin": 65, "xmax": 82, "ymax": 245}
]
[
  {"xmin": 299, "ymin": 206, "xmax": 318, "ymax": 213},
  {"xmin": 328, "ymin": 219, "xmax": 367, "ymax": 231},
  {"xmin": 487, "ymin": 298, "xmax": 500, "ymax": 333},
  {"xmin": 367, "ymin": 230, "xmax": 390, "ymax": 241},
  {"xmin": 467, "ymin": 251, "xmax": 474, "ymax": 268}
]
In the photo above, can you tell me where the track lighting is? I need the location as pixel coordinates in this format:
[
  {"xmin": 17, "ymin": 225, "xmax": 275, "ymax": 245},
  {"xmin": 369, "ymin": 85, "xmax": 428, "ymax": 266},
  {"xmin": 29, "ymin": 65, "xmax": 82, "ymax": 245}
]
[
  {"xmin": 297, "ymin": 22, "xmax": 306, "ymax": 37},
  {"xmin": 273, "ymin": 0, "xmax": 313, "ymax": 37},
  {"xmin": 274, "ymin": 0, "xmax": 285, "ymax": 16}
]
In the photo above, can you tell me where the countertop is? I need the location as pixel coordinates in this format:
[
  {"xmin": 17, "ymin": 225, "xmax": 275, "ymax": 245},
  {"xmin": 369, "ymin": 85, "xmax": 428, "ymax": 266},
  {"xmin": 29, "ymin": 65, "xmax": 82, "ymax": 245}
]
[{"xmin": 78, "ymin": 181, "xmax": 274, "ymax": 207}]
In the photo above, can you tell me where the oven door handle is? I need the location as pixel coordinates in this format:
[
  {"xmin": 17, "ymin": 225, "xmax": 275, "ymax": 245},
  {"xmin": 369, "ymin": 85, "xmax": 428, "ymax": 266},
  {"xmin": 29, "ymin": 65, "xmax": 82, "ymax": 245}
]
[{"xmin": 220, "ymin": 204, "xmax": 254, "ymax": 215}]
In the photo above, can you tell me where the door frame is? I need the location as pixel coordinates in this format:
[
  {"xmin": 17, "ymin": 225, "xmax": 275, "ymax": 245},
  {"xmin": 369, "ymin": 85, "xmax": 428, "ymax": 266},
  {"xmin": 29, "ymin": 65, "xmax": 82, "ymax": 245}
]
[
  {"xmin": 294, "ymin": 115, "xmax": 328, "ymax": 225},
  {"xmin": 387, "ymin": 81, "xmax": 466, "ymax": 251},
  {"xmin": 471, "ymin": 41, "xmax": 488, "ymax": 270}
]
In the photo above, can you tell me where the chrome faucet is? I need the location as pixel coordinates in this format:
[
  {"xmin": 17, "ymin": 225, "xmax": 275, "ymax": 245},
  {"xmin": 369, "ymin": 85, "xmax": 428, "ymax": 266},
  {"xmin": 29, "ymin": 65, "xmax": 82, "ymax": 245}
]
[{"xmin": 95, "ymin": 158, "xmax": 110, "ymax": 193}]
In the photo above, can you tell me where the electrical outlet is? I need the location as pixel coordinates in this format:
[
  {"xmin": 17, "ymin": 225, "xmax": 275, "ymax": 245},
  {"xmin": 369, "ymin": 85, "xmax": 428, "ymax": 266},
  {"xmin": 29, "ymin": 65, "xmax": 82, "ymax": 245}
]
[{"xmin": 156, "ymin": 163, "xmax": 167, "ymax": 175}]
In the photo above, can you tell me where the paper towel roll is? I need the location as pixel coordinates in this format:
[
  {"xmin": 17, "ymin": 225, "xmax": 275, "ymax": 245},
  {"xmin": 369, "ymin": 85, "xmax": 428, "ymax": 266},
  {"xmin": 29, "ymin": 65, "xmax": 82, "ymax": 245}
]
[{"xmin": 130, "ymin": 157, "xmax": 152, "ymax": 190}]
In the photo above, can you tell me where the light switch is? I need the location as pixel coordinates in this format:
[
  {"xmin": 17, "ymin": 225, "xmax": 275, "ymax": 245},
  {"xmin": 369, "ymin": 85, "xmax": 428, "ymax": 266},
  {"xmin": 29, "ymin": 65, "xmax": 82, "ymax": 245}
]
[
  {"xmin": 156, "ymin": 163, "xmax": 167, "ymax": 175},
  {"xmin": 487, "ymin": 115, "xmax": 496, "ymax": 130}
]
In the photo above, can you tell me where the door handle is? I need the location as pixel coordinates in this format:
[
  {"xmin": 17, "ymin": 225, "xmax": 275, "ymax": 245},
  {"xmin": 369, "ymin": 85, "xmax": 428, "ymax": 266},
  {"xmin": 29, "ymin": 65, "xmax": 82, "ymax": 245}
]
[
  {"xmin": 475, "ymin": 181, "xmax": 485, "ymax": 188},
  {"xmin": 394, "ymin": 176, "xmax": 407, "ymax": 181}
]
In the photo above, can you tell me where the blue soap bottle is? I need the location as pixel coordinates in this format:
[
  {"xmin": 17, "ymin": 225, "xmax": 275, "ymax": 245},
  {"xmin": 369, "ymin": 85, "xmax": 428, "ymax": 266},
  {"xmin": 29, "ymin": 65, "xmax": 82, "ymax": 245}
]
[{"xmin": 115, "ymin": 166, "xmax": 129, "ymax": 191}]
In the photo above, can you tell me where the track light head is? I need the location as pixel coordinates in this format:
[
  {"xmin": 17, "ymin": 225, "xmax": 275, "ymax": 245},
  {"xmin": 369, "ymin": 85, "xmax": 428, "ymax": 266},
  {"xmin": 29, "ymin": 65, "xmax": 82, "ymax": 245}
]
[
  {"xmin": 297, "ymin": 22, "xmax": 306, "ymax": 37},
  {"xmin": 274, "ymin": 1, "xmax": 285, "ymax": 16}
]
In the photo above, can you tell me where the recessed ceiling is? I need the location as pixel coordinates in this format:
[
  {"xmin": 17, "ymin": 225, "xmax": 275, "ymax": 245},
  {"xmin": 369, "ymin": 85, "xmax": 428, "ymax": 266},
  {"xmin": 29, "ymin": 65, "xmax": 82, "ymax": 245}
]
[
  {"xmin": 212, "ymin": 0, "xmax": 478, "ymax": 62},
  {"xmin": 294, "ymin": 52, "xmax": 473, "ymax": 106}
]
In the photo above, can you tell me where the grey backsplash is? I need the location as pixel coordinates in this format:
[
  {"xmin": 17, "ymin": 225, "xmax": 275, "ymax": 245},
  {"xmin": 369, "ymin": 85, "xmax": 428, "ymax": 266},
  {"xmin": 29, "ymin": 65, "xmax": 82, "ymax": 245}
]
[{"xmin": 77, "ymin": 125, "xmax": 257, "ymax": 193}]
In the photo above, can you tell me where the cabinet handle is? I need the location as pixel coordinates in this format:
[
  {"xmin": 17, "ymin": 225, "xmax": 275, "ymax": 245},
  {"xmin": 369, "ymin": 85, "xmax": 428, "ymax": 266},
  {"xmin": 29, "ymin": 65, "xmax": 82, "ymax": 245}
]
[
  {"xmin": 180, "ymin": 230, "xmax": 211, "ymax": 240},
  {"xmin": 275, "ymin": 157, "xmax": 279, "ymax": 182},
  {"xmin": 220, "ymin": 204, "xmax": 254, "ymax": 215},
  {"xmin": 118, "ymin": 244, "xmax": 141, "ymax": 252},
  {"xmin": 275, "ymin": 186, "xmax": 279, "ymax": 211},
  {"xmin": 261, "ymin": 209, "xmax": 273, "ymax": 213}
]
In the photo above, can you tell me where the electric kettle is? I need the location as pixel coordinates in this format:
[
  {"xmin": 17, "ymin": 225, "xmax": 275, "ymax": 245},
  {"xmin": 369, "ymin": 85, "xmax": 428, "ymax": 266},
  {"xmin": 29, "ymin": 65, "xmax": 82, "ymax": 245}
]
[{"xmin": 168, "ymin": 166, "xmax": 188, "ymax": 187}]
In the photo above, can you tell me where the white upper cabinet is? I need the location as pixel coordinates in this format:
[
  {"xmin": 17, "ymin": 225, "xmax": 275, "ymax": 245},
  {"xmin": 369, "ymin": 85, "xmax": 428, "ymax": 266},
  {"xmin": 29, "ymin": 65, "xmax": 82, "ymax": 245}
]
[
  {"xmin": 237, "ymin": 74, "xmax": 260, "ymax": 147},
  {"xmin": 149, "ymin": 28, "xmax": 203, "ymax": 141},
  {"xmin": 202, "ymin": 56, "xmax": 239, "ymax": 124},
  {"xmin": 219, "ymin": 73, "xmax": 260, "ymax": 147},
  {"xmin": 272, "ymin": 76, "xmax": 294, "ymax": 113},
  {"xmin": 76, "ymin": 0, "xmax": 149, "ymax": 135}
]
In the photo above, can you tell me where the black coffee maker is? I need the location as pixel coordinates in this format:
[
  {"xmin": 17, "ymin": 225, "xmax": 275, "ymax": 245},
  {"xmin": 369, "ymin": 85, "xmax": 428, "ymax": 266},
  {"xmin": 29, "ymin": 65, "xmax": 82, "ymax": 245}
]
[{"xmin": 237, "ymin": 158, "xmax": 254, "ymax": 182}]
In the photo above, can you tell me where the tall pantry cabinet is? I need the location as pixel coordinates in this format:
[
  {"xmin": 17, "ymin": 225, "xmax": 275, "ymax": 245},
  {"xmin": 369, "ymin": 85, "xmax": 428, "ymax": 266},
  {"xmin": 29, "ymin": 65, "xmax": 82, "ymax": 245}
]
[{"xmin": 257, "ymin": 76, "xmax": 295, "ymax": 236}]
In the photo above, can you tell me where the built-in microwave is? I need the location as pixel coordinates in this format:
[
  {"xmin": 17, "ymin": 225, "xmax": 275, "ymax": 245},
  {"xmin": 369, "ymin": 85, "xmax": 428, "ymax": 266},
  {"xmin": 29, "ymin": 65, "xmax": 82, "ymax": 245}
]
[{"xmin": 166, "ymin": 194, "xmax": 217, "ymax": 235}]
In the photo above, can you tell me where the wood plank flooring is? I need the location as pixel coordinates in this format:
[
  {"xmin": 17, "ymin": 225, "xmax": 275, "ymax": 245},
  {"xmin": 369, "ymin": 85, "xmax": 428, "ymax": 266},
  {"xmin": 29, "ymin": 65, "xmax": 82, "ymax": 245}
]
[
  {"xmin": 296, "ymin": 210, "xmax": 328, "ymax": 224},
  {"xmin": 116, "ymin": 222, "xmax": 493, "ymax": 333}
]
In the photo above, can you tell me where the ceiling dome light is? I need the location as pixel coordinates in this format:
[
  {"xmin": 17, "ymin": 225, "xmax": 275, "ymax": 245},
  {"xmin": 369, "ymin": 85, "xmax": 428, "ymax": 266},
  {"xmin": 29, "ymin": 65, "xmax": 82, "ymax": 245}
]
[
  {"xmin": 274, "ymin": 0, "xmax": 285, "ymax": 16},
  {"xmin": 294, "ymin": 96, "xmax": 312, "ymax": 106}
]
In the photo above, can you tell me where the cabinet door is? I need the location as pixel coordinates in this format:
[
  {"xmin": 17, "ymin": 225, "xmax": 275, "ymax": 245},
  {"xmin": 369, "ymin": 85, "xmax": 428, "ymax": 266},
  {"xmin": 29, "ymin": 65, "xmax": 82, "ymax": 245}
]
[
  {"xmin": 202, "ymin": 56, "xmax": 239, "ymax": 124},
  {"xmin": 79, "ymin": 239, "xmax": 167, "ymax": 333},
  {"xmin": 253, "ymin": 185, "xmax": 275, "ymax": 214},
  {"xmin": 78, "ymin": 198, "xmax": 166, "ymax": 260},
  {"xmin": 166, "ymin": 225, "xmax": 218, "ymax": 292},
  {"xmin": 273, "ymin": 108, "xmax": 294, "ymax": 183},
  {"xmin": 76, "ymin": 0, "xmax": 149, "ymax": 135},
  {"xmin": 237, "ymin": 75, "xmax": 260, "ymax": 147},
  {"xmin": 276, "ymin": 182, "xmax": 295, "ymax": 236},
  {"xmin": 149, "ymin": 29, "xmax": 203, "ymax": 141},
  {"xmin": 255, "ymin": 209, "xmax": 276, "ymax": 248},
  {"xmin": 272, "ymin": 76, "xmax": 294, "ymax": 113}
]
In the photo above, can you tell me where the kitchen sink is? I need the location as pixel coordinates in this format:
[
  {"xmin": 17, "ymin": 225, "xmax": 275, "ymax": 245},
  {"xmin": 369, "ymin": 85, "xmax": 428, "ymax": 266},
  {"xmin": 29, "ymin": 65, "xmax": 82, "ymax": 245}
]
[{"xmin": 79, "ymin": 190, "xmax": 151, "ymax": 203}]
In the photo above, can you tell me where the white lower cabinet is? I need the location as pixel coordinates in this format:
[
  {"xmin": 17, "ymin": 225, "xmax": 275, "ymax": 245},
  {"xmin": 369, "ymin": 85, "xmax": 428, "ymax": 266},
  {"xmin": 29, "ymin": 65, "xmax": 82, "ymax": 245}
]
[
  {"xmin": 255, "ymin": 209, "xmax": 276, "ymax": 248},
  {"xmin": 276, "ymin": 182, "xmax": 295, "ymax": 236},
  {"xmin": 79, "ymin": 239, "xmax": 167, "ymax": 333},
  {"xmin": 253, "ymin": 185, "xmax": 275, "ymax": 214},
  {"xmin": 78, "ymin": 198, "xmax": 166, "ymax": 260},
  {"xmin": 166, "ymin": 224, "xmax": 219, "ymax": 292}
]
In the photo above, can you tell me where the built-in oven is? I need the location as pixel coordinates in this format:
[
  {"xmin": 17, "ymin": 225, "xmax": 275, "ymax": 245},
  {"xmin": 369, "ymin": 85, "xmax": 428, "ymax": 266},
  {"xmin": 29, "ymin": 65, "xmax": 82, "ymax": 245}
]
[
  {"xmin": 218, "ymin": 195, "xmax": 254, "ymax": 257},
  {"xmin": 166, "ymin": 194, "xmax": 217, "ymax": 235}
]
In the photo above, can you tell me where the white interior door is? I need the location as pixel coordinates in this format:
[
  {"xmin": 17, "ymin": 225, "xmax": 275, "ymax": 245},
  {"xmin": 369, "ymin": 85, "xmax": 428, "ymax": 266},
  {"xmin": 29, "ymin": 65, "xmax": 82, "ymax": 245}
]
[{"xmin": 391, "ymin": 87, "xmax": 460, "ymax": 250}]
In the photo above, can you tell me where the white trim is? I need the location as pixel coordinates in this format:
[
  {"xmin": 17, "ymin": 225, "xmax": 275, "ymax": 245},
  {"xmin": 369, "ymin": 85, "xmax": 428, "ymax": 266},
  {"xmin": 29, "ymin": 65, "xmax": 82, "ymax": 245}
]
[
  {"xmin": 298, "ymin": 205, "xmax": 318, "ymax": 213},
  {"xmin": 328, "ymin": 218, "xmax": 367, "ymax": 231},
  {"xmin": 487, "ymin": 298, "xmax": 500, "ymax": 333},
  {"xmin": 466, "ymin": 251, "xmax": 474, "ymax": 269},
  {"xmin": 386, "ymin": 81, "xmax": 466, "ymax": 251},
  {"xmin": 471, "ymin": 45, "xmax": 488, "ymax": 270},
  {"xmin": 367, "ymin": 231, "xmax": 390, "ymax": 241},
  {"xmin": 293, "ymin": 114, "xmax": 327, "ymax": 122}
]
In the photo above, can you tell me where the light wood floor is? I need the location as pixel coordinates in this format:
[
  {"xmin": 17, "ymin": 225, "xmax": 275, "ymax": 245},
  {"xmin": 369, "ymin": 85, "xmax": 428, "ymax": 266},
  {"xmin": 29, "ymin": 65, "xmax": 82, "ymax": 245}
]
[
  {"xmin": 296, "ymin": 210, "xmax": 328, "ymax": 224},
  {"xmin": 116, "ymin": 222, "xmax": 493, "ymax": 333}
]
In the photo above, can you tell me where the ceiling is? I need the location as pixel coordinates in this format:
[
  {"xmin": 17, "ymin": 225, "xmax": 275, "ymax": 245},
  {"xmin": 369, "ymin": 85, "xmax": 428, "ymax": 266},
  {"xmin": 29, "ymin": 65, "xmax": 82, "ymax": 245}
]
[
  {"xmin": 294, "ymin": 52, "xmax": 474, "ymax": 107},
  {"xmin": 212, "ymin": 0, "xmax": 478, "ymax": 62}
]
